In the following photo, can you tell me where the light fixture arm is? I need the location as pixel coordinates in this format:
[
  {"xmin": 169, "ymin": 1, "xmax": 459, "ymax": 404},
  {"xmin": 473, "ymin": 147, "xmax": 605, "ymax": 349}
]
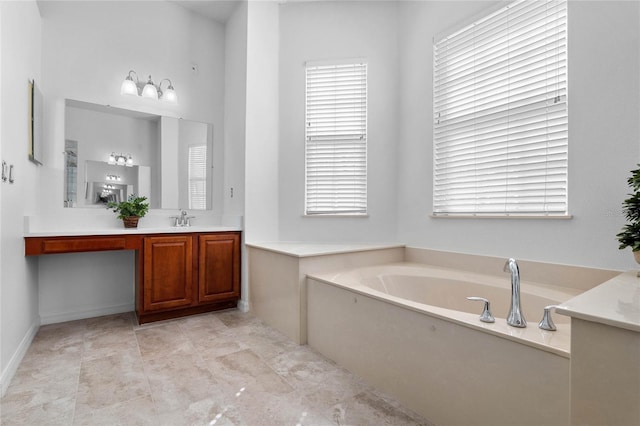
[
  {"xmin": 126, "ymin": 70, "xmax": 139, "ymax": 84},
  {"xmin": 126, "ymin": 70, "xmax": 140, "ymax": 94},
  {"xmin": 158, "ymin": 78, "xmax": 174, "ymax": 98}
]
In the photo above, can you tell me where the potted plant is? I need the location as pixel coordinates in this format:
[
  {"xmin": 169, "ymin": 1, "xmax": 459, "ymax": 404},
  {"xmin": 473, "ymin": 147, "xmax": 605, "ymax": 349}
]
[
  {"xmin": 108, "ymin": 195, "xmax": 149, "ymax": 228},
  {"xmin": 617, "ymin": 164, "xmax": 640, "ymax": 263}
]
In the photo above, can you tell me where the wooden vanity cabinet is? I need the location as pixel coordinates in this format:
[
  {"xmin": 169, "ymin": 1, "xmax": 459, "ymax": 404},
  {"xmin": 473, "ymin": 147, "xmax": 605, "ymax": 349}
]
[
  {"xmin": 24, "ymin": 231, "xmax": 241, "ymax": 324},
  {"xmin": 137, "ymin": 231, "xmax": 241, "ymax": 323},
  {"xmin": 143, "ymin": 235, "xmax": 193, "ymax": 312},
  {"xmin": 198, "ymin": 233, "xmax": 241, "ymax": 303}
]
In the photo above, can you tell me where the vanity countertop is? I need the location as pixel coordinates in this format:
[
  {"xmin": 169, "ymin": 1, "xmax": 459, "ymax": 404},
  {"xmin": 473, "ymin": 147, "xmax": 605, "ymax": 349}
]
[
  {"xmin": 24, "ymin": 213, "xmax": 244, "ymax": 238},
  {"xmin": 556, "ymin": 270, "xmax": 640, "ymax": 333},
  {"xmin": 24, "ymin": 226, "xmax": 241, "ymax": 238}
]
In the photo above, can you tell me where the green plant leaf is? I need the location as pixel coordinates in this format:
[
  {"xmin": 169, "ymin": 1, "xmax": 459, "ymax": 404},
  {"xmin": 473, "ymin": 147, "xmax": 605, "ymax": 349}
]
[{"xmin": 107, "ymin": 195, "xmax": 149, "ymax": 220}]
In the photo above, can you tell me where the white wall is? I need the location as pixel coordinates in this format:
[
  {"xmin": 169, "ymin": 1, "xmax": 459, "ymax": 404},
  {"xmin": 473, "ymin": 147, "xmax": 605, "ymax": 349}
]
[
  {"xmin": 245, "ymin": 0, "xmax": 280, "ymax": 243},
  {"xmin": 36, "ymin": 1, "xmax": 227, "ymax": 322},
  {"xmin": 224, "ymin": 1, "xmax": 248, "ymax": 309},
  {"xmin": 224, "ymin": 1, "xmax": 247, "ymax": 219},
  {"xmin": 38, "ymin": 251, "xmax": 135, "ymax": 324},
  {"xmin": 277, "ymin": 1, "xmax": 399, "ymax": 243},
  {"xmin": 0, "ymin": 1, "xmax": 42, "ymax": 395},
  {"xmin": 396, "ymin": 0, "xmax": 640, "ymax": 271}
]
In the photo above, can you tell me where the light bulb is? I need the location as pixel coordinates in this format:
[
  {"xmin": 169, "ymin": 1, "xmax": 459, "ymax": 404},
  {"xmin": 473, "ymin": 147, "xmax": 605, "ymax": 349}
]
[
  {"xmin": 120, "ymin": 78, "xmax": 138, "ymax": 96},
  {"xmin": 162, "ymin": 88, "xmax": 177, "ymax": 103},
  {"xmin": 141, "ymin": 75, "xmax": 158, "ymax": 100}
]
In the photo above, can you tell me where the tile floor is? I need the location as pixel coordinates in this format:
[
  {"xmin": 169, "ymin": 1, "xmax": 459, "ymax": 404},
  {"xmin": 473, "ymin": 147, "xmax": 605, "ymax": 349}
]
[{"xmin": 0, "ymin": 310, "xmax": 432, "ymax": 425}]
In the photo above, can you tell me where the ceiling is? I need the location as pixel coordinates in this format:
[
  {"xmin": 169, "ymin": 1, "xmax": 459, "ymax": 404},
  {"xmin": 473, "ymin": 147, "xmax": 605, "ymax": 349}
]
[{"xmin": 169, "ymin": 0, "xmax": 242, "ymax": 24}]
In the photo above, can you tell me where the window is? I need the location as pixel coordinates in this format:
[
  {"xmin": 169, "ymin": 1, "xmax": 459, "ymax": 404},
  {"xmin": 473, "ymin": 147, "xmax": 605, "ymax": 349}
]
[
  {"xmin": 433, "ymin": 0, "xmax": 568, "ymax": 216},
  {"xmin": 305, "ymin": 62, "xmax": 367, "ymax": 215},
  {"xmin": 188, "ymin": 144, "xmax": 207, "ymax": 210}
]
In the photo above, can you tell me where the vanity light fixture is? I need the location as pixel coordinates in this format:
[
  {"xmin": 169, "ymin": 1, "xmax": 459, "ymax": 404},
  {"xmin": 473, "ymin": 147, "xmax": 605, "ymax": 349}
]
[
  {"xmin": 120, "ymin": 70, "xmax": 178, "ymax": 103},
  {"xmin": 106, "ymin": 174, "xmax": 121, "ymax": 182},
  {"xmin": 108, "ymin": 153, "xmax": 133, "ymax": 167}
]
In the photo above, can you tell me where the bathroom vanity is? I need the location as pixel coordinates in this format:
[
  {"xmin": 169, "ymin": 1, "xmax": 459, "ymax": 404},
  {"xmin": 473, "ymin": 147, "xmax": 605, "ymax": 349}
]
[{"xmin": 25, "ymin": 229, "xmax": 241, "ymax": 324}]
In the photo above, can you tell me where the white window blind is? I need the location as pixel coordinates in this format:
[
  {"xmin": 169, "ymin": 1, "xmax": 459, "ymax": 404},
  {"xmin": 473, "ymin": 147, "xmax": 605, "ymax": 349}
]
[
  {"xmin": 305, "ymin": 62, "xmax": 367, "ymax": 215},
  {"xmin": 188, "ymin": 144, "xmax": 207, "ymax": 210},
  {"xmin": 433, "ymin": 0, "xmax": 568, "ymax": 216}
]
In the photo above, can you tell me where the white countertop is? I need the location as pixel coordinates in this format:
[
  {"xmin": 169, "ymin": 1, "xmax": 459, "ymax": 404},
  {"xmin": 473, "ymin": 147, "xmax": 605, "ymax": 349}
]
[
  {"xmin": 25, "ymin": 225, "xmax": 241, "ymax": 237},
  {"xmin": 23, "ymin": 213, "xmax": 243, "ymax": 237},
  {"xmin": 246, "ymin": 241, "xmax": 404, "ymax": 258},
  {"xmin": 556, "ymin": 270, "xmax": 640, "ymax": 333}
]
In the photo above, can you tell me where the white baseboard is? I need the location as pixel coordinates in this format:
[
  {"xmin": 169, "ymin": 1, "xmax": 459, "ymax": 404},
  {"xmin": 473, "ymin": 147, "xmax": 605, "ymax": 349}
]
[
  {"xmin": 40, "ymin": 303, "xmax": 134, "ymax": 325},
  {"xmin": 237, "ymin": 299, "xmax": 250, "ymax": 312},
  {"xmin": 1, "ymin": 319, "xmax": 40, "ymax": 397}
]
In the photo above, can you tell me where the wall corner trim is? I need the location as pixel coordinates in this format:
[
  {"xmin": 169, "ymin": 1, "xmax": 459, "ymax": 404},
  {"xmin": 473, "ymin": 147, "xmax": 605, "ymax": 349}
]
[{"xmin": 1, "ymin": 318, "xmax": 40, "ymax": 397}]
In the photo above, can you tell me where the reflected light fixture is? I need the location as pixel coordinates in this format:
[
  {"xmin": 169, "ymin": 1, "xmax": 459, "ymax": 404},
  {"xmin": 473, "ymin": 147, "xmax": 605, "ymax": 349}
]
[
  {"xmin": 120, "ymin": 70, "xmax": 177, "ymax": 103},
  {"xmin": 108, "ymin": 152, "xmax": 134, "ymax": 167}
]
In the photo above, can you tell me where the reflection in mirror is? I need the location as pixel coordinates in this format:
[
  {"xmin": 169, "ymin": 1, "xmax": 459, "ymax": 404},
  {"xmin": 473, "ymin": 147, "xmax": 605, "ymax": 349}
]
[
  {"xmin": 84, "ymin": 160, "xmax": 150, "ymax": 206},
  {"xmin": 160, "ymin": 117, "xmax": 213, "ymax": 210},
  {"xmin": 64, "ymin": 139, "xmax": 78, "ymax": 207},
  {"xmin": 64, "ymin": 100, "xmax": 215, "ymax": 210}
]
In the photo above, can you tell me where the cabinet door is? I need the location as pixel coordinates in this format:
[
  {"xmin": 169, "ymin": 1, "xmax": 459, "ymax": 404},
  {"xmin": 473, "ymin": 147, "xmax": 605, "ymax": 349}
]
[
  {"xmin": 143, "ymin": 236, "xmax": 193, "ymax": 311},
  {"xmin": 198, "ymin": 233, "xmax": 240, "ymax": 303}
]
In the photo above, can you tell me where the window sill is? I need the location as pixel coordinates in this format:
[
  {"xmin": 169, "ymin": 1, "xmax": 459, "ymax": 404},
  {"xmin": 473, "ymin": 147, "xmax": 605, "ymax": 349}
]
[
  {"xmin": 304, "ymin": 213, "xmax": 369, "ymax": 218},
  {"xmin": 430, "ymin": 213, "xmax": 573, "ymax": 220}
]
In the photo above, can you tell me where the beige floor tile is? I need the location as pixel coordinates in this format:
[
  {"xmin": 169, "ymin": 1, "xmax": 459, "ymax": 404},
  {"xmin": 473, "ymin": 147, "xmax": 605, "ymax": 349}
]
[
  {"xmin": 229, "ymin": 390, "xmax": 332, "ymax": 426},
  {"xmin": 267, "ymin": 345, "xmax": 345, "ymax": 390},
  {"xmin": 0, "ymin": 395, "xmax": 75, "ymax": 426},
  {"xmin": 238, "ymin": 332, "xmax": 300, "ymax": 361},
  {"xmin": 330, "ymin": 389, "xmax": 433, "ymax": 426},
  {"xmin": 196, "ymin": 332, "xmax": 250, "ymax": 360},
  {"xmin": 75, "ymin": 353, "xmax": 150, "ymax": 414},
  {"xmin": 159, "ymin": 397, "xmax": 246, "ymax": 426},
  {"xmin": 1, "ymin": 359, "xmax": 80, "ymax": 417},
  {"xmin": 82, "ymin": 327, "xmax": 140, "ymax": 362},
  {"xmin": 72, "ymin": 395, "xmax": 158, "ymax": 426},
  {"xmin": 215, "ymin": 310, "xmax": 263, "ymax": 329},
  {"xmin": 144, "ymin": 351, "xmax": 226, "ymax": 414},
  {"xmin": 84, "ymin": 312, "xmax": 134, "ymax": 337},
  {"xmin": 211, "ymin": 349, "xmax": 294, "ymax": 396},
  {"xmin": 298, "ymin": 366, "xmax": 373, "ymax": 416},
  {"xmin": 176, "ymin": 311, "xmax": 229, "ymax": 332},
  {"xmin": 1, "ymin": 310, "xmax": 430, "ymax": 426},
  {"xmin": 135, "ymin": 322, "xmax": 195, "ymax": 361}
]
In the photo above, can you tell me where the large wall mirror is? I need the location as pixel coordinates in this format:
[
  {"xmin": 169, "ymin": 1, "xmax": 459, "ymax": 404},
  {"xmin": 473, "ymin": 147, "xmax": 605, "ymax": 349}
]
[{"xmin": 64, "ymin": 99, "xmax": 218, "ymax": 210}]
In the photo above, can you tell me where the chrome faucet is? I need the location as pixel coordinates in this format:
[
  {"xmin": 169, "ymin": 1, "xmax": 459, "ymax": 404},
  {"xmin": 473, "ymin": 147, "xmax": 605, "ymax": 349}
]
[
  {"xmin": 171, "ymin": 209, "xmax": 194, "ymax": 227},
  {"xmin": 504, "ymin": 258, "xmax": 526, "ymax": 328}
]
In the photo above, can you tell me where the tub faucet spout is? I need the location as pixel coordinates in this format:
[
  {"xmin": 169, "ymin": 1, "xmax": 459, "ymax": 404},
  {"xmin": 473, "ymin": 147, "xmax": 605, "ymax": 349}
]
[{"xmin": 504, "ymin": 258, "xmax": 526, "ymax": 328}]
